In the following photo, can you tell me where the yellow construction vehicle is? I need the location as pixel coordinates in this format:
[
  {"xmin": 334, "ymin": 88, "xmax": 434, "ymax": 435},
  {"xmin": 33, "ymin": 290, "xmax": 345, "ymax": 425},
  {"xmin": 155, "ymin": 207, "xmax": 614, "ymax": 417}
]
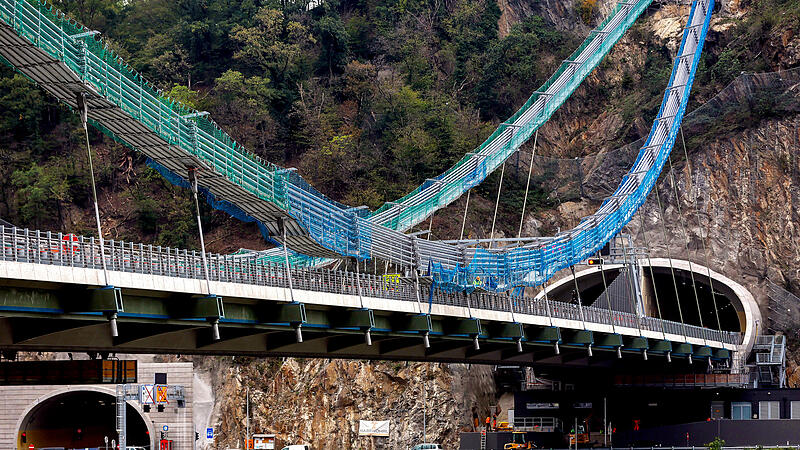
[
  {"xmin": 568, "ymin": 425, "xmax": 589, "ymax": 445},
  {"xmin": 495, "ymin": 421, "xmax": 513, "ymax": 432},
  {"xmin": 504, "ymin": 431, "xmax": 535, "ymax": 449}
]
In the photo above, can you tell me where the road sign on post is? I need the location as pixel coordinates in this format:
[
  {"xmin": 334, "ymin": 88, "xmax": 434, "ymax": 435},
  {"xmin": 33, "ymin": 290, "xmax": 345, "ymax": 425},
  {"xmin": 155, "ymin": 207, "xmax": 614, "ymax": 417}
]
[{"xmin": 207, "ymin": 427, "xmax": 214, "ymax": 440}]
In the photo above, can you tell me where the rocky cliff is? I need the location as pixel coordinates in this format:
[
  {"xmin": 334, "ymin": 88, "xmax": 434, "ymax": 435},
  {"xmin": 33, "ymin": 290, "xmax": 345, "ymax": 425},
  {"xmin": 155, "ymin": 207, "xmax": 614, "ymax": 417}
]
[{"xmin": 199, "ymin": 358, "xmax": 495, "ymax": 449}]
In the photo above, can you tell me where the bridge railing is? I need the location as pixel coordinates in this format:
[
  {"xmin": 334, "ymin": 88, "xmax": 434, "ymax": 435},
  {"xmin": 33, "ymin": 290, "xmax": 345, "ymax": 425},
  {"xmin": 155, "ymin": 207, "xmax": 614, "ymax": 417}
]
[{"xmin": 0, "ymin": 226, "xmax": 742, "ymax": 346}]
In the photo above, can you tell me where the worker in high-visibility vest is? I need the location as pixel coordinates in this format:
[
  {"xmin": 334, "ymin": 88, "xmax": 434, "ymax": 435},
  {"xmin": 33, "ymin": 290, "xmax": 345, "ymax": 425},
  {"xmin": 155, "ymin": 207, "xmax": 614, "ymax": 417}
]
[{"xmin": 485, "ymin": 416, "xmax": 491, "ymax": 430}]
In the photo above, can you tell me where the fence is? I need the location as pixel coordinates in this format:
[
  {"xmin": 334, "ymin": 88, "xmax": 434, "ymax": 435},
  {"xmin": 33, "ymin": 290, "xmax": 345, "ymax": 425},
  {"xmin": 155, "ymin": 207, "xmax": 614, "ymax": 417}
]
[{"xmin": 0, "ymin": 225, "xmax": 741, "ymax": 346}]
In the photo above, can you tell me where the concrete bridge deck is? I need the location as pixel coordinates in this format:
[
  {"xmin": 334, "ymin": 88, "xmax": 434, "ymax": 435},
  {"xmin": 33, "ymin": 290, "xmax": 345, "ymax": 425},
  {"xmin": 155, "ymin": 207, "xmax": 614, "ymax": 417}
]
[{"xmin": 0, "ymin": 227, "xmax": 740, "ymax": 366}]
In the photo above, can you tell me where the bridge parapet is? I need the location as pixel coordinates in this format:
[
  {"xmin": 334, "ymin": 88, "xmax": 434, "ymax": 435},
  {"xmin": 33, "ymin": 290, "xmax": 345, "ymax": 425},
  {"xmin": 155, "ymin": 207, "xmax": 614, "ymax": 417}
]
[
  {"xmin": 0, "ymin": 226, "xmax": 740, "ymax": 361},
  {"xmin": 0, "ymin": 225, "xmax": 743, "ymax": 347}
]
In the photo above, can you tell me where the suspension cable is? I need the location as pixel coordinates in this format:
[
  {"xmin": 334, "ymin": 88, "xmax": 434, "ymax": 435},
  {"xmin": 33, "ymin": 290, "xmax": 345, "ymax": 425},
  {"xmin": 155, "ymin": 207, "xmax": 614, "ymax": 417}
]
[
  {"xmin": 77, "ymin": 92, "xmax": 120, "ymax": 337},
  {"xmin": 637, "ymin": 206, "xmax": 667, "ymax": 340},
  {"xmin": 681, "ymin": 127, "xmax": 722, "ymax": 331},
  {"xmin": 189, "ymin": 168, "xmax": 213, "ymax": 297},
  {"xmin": 281, "ymin": 220, "xmax": 295, "ymax": 303},
  {"xmin": 666, "ymin": 152, "xmax": 705, "ymax": 337},
  {"xmin": 518, "ymin": 130, "xmax": 540, "ymax": 238},
  {"xmin": 654, "ymin": 179, "xmax": 689, "ymax": 340},
  {"xmin": 77, "ymin": 92, "xmax": 109, "ymax": 287},
  {"xmin": 190, "ymin": 167, "xmax": 220, "ymax": 341},
  {"xmin": 542, "ymin": 280, "xmax": 553, "ymax": 327},
  {"xmin": 598, "ymin": 253, "xmax": 616, "ymax": 335},
  {"xmin": 541, "ymin": 280, "xmax": 558, "ymax": 354},
  {"xmin": 570, "ymin": 266, "xmax": 587, "ymax": 330},
  {"xmin": 460, "ymin": 189, "xmax": 471, "ymax": 241},
  {"xmin": 489, "ymin": 162, "xmax": 506, "ymax": 249}
]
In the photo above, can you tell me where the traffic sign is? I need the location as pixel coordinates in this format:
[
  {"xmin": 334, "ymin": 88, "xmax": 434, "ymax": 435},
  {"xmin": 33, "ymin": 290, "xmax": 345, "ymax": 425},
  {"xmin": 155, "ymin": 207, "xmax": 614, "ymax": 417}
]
[
  {"xmin": 163, "ymin": 425, "xmax": 169, "ymax": 432},
  {"xmin": 156, "ymin": 384, "xmax": 169, "ymax": 404},
  {"xmin": 207, "ymin": 427, "xmax": 214, "ymax": 439},
  {"xmin": 141, "ymin": 384, "xmax": 155, "ymax": 404}
]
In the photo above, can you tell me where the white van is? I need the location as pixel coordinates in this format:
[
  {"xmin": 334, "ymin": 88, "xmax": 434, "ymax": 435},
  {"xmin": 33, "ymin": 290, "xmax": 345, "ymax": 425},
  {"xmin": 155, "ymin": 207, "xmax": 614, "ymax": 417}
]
[{"xmin": 412, "ymin": 444, "xmax": 443, "ymax": 450}]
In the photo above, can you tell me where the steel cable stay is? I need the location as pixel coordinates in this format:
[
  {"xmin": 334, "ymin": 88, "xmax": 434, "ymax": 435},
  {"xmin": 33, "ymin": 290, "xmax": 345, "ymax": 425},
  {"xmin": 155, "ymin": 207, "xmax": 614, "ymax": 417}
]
[
  {"xmin": 517, "ymin": 130, "xmax": 540, "ymax": 239},
  {"xmin": 596, "ymin": 252, "xmax": 622, "ymax": 358},
  {"xmin": 459, "ymin": 189, "xmax": 471, "ymax": 241},
  {"xmin": 489, "ymin": 161, "xmax": 507, "ymax": 249},
  {"xmin": 680, "ymin": 126, "xmax": 723, "ymax": 332},
  {"xmin": 654, "ymin": 180, "xmax": 691, "ymax": 351},
  {"xmin": 636, "ymin": 204, "xmax": 668, "ymax": 343},
  {"xmin": 76, "ymin": 91, "xmax": 119, "ymax": 338},
  {"xmin": 666, "ymin": 150, "xmax": 707, "ymax": 348}
]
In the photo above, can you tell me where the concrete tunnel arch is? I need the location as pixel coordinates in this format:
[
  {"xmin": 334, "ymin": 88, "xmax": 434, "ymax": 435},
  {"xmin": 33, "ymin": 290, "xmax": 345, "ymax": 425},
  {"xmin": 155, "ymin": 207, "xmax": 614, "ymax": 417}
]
[
  {"xmin": 536, "ymin": 258, "xmax": 761, "ymax": 356},
  {"xmin": 13, "ymin": 385, "xmax": 156, "ymax": 450}
]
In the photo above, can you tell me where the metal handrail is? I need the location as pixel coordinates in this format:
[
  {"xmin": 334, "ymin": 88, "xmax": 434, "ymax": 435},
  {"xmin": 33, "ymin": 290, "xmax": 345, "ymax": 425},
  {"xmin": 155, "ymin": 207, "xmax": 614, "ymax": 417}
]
[{"xmin": 0, "ymin": 225, "xmax": 742, "ymax": 346}]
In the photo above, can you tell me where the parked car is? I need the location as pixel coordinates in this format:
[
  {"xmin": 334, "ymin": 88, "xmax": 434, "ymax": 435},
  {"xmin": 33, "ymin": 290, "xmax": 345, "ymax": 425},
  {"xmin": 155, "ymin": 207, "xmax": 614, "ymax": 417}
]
[
  {"xmin": 412, "ymin": 444, "xmax": 443, "ymax": 450},
  {"xmin": 280, "ymin": 445, "xmax": 311, "ymax": 450}
]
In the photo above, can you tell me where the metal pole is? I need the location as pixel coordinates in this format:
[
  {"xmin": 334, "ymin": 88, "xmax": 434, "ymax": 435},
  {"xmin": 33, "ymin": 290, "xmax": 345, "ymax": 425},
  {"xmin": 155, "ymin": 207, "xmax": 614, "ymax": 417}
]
[
  {"xmin": 76, "ymin": 92, "xmax": 109, "ymax": 287},
  {"xmin": 246, "ymin": 386, "xmax": 249, "ymax": 450},
  {"xmin": 423, "ymin": 363, "xmax": 428, "ymax": 443},
  {"xmin": 604, "ymin": 397, "xmax": 607, "ymax": 447},
  {"xmin": 575, "ymin": 417, "xmax": 578, "ymax": 450},
  {"xmin": 189, "ymin": 168, "xmax": 212, "ymax": 296},
  {"xmin": 189, "ymin": 168, "xmax": 219, "ymax": 341},
  {"xmin": 489, "ymin": 162, "xmax": 506, "ymax": 249},
  {"xmin": 77, "ymin": 92, "xmax": 118, "ymax": 338},
  {"xmin": 460, "ymin": 190, "xmax": 471, "ymax": 241}
]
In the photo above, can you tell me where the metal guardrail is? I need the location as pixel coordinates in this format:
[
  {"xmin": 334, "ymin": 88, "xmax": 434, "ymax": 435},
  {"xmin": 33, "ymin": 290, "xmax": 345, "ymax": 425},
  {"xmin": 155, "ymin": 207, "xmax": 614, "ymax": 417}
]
[
  {"xmin": 0, "ymin": 226, "xmax": 742, "ymax": 346},
  {"xmin": 513, "ymin": 416, "xmax": 562, "ymax": 432},
  {"xmin": 614, "ymin": 373, "xmax": 750, "ymax": 387}
]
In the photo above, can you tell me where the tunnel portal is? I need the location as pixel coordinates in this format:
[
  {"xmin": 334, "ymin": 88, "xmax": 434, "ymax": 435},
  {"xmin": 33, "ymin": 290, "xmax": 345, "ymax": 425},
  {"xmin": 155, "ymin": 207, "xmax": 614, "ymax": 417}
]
[{"xmin": 17, "ymin": 390, "xmax": 150, "ymax": 450}]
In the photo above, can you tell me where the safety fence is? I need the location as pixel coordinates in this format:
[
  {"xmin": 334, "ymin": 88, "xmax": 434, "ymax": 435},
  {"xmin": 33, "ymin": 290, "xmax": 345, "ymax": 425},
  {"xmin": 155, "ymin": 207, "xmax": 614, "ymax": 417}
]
[
  {"xmin": 0, "ymin": 0, "xmax": 698, "ymax": 292},
  {"xmin": 0, "ymin": 226, "xmax": 741, "ymax": 346},
  {"xmin": 613, "ymin": 373, "xmax": 750, "ymax": 387}
]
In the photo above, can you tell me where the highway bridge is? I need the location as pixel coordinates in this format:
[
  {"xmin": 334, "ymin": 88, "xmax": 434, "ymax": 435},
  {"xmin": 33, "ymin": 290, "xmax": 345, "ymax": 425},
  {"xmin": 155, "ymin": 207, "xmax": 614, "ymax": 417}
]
[
  {"xmin": 0, "ymin": 0, "xmax": 758, "ymax": 369},
  {"xmin": 0, "ymin": 226, "xmax": 739, "ymax": 366}
]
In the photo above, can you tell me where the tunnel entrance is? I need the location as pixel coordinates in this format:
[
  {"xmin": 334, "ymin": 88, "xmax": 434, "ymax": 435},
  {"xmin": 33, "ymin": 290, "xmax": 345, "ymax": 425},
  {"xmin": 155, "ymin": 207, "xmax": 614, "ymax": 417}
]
[
  {"xmin": 539, "ymin": 263, "xmax": 744, "ymax": 333},
  {"xmin": 643, "ymin": 267, "xmax": 742, "ymax": 332},
  {"xmin": 17, "ymin": 390, "xmax": 151, "ymax": 450}
]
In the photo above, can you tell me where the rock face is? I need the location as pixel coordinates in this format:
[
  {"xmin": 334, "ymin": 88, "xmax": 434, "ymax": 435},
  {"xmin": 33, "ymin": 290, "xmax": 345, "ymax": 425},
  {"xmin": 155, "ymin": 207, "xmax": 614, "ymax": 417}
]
[
  {"xmin": 635, "ymin": 116, "xmax": 800, "ymax": 306},
  {"xmin": 497, "ymin": 0, "xmax": 618, "ymax": 37},
  {"xmin": 205, "ymin": 358, "xmax": 495, "ymax": 450}
]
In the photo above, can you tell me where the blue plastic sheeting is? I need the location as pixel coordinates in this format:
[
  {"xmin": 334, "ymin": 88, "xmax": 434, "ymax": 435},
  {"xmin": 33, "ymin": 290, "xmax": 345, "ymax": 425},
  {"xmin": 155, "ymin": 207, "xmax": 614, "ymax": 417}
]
[
  {"xmin": 144, "ymin": 158, "xmax": 327, "ymax": 267},
  {"xmin": 428, "ymin": 0, "xmax": 714, "ymax": 292}
]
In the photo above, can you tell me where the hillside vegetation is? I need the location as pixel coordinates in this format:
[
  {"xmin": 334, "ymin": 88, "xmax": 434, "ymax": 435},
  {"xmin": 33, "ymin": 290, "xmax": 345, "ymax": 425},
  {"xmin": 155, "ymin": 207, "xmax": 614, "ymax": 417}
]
[{"xmin": 0, "ymin": 0, "xmax": 794, "ymax": 247}]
